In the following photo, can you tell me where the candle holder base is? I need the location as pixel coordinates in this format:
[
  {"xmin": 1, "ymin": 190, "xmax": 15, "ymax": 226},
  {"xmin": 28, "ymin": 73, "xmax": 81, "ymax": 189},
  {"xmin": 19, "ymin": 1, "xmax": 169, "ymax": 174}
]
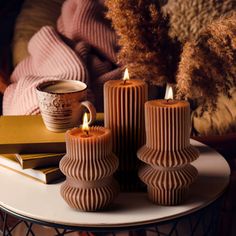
[
  {"xmin": 60, "ymin": 177, "xmax": 119, "ymax": 212},
  {"xmin": 147, "ymin": 187, "xmax": 188, "ymax": 206},
  {"xmin": 139, "ymin": 164, "xmax": 198, "ymax": 205}
]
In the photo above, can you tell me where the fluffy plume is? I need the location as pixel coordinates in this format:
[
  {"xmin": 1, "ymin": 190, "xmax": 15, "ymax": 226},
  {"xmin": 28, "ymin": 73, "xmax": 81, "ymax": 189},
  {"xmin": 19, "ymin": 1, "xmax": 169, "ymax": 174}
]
[
  {"xmin": 105, "ymin": 0, "xmax": 180, "ymax": 85},
  {"xmin": 176, "ymin": 13, "xmax": 236, "ymax": 112}
]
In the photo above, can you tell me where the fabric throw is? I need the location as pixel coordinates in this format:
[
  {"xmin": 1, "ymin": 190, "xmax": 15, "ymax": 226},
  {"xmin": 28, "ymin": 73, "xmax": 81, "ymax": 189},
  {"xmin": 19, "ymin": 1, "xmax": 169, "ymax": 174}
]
[
  {"xmin": 3, "ymin": 0, "xmax": 121, "ymax": 115},
  {"xmin": 192, "ymin": 88, "xmax": 236, "ymax": 136}
]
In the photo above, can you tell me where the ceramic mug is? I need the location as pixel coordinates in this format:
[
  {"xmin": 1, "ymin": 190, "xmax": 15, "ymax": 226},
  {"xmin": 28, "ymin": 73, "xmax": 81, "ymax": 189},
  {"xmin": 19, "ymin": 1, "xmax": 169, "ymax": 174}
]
[{"xmin": 36, "ymin": 80, "xmax": 96, "ymax": 132}]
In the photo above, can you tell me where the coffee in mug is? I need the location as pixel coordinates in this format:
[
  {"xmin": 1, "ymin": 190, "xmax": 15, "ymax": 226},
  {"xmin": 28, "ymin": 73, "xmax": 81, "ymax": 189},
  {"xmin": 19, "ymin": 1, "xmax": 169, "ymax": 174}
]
[{"xmin": 36, "ymin": 80, "xmax": 96, "ymax": 132}]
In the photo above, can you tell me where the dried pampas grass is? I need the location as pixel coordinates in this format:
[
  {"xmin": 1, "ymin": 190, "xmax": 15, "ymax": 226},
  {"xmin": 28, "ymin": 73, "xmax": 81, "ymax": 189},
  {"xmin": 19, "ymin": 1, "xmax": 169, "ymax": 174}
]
[
  {"xmin": 105, "ymin": 0, "xmax": 180, "ymax": 85},
  {"xmin": 176, "ymin": 13, "xmax": 236, "ymax": 112}
]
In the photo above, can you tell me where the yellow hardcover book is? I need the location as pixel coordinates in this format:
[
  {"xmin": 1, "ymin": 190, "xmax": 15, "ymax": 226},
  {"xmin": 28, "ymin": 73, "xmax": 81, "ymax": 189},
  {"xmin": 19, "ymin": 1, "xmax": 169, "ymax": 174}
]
[
  {"xmin": 0, "ymin": 114, "xmax": 104, "ymax": 154},
  {"xmin": 15, "ymin": 153, "xmax": 65, "ymax": 169},
  {"xmin": 0, "ymin": 115, "xmax": 66, "ymax": 153},
  {"xmin": 0, "ymin": 154, "xmax": 64, "ymax": 184}
]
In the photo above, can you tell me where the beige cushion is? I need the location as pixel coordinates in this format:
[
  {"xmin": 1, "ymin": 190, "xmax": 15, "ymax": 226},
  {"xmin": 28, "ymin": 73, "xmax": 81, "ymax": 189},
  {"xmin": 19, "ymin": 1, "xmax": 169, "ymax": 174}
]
[
  {"xmin": 192, "ymin": 88, "xmax": 236, "ymax": 136},
  {"xmin": 12, "ymin": 0, "xmax": 65, "ymax": 66}
]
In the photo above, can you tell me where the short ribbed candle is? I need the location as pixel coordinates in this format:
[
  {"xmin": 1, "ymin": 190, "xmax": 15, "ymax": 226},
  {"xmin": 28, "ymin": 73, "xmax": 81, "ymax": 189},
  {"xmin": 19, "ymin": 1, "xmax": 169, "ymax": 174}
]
[
  {"xmin": 137, "ymin": 99, "xmax": 199, "ymax": 205},
  {"xmin": 104, "ymin": 79, "xmax": 148, "ymax": 191},
  {"xmin": 60, "ymin": 126, "xmax": 119, "ymax": 211}
]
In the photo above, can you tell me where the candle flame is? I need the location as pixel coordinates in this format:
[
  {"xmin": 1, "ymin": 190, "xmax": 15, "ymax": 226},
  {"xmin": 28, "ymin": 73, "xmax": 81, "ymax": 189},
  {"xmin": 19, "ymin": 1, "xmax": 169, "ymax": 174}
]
[
  {"xmin": 82, "ymin": 113, "xmax": 89, "ymax": 133},
  {"xmin": 164, "ymin": 84, "xmax": 174, "ymax": 100},
  {"xmin": 123, "ymin": 68, "xmax": 130, "ymax": 82}
]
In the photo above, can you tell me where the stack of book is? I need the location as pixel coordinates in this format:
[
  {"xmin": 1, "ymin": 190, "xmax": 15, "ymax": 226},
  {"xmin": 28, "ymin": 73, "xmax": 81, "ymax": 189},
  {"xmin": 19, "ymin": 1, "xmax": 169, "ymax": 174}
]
[
  {"xmin": 0, "ymin": 114, "xmax": 104, "ymax": 184},
  {"xmin": 0, "ymin": 153, "xmax": 65, "ymax": 184},
  {"xmin": 0, "ymin": 113, "xmax": 104, "ymax": 184},
  {"xmin": 0, "ymin": 115, "xmax": 66, "ymax": 184}
]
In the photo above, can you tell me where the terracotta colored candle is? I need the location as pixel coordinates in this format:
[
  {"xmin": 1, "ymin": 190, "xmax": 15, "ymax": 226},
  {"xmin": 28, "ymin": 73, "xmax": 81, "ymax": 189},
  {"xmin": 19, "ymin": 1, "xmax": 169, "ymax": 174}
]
[
  {"xmin": 60, "ymin": 114, "xmax": 119, "ymax": 211},
  {"xmin": 137, "ymin": 86, "xmax": 199, "ymax": 205},
  {"xmin": 104, "ymin": 69, "xmax": 148, "ymax": 191}
]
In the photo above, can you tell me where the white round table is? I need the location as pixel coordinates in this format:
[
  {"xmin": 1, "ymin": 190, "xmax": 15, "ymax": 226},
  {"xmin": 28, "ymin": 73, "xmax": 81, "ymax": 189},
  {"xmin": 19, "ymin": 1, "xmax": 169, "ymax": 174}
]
[{"xmin": 0, "ymin": 140, "xmax": 230, "ymax": 234}]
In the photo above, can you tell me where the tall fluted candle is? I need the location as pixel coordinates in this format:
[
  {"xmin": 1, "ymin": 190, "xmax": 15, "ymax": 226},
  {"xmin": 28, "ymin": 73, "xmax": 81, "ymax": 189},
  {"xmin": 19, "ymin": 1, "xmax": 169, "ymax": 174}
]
[
  {"xmin": 60, "ymin": 115, "xmax": 119, "ymax": 211},
  {"xmin": 104, "ymin": 69, "xmax": 148, "ymax": 191},
  {"xmin": 138, "ymin": 87, "xmax": 199, "ymax": 205}
]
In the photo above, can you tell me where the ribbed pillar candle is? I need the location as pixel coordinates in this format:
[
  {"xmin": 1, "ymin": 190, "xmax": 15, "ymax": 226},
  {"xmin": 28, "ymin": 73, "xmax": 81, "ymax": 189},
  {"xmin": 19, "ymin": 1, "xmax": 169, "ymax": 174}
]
[
  {"xmin": 104, "ymin": 71, "xmax": 148, "ymax": 191},
  {"xmin": 137, "ymin": 99, "xmax": 199, "ymax": 205},
  {"xmin": 60, "ymin": 126, "xmax": 119, "ymax": 211}
]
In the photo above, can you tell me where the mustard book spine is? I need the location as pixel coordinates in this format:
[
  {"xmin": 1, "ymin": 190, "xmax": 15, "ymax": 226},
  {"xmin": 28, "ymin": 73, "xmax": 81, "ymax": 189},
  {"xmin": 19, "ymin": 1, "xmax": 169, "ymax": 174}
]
[
  {"xmin": 15, "ymin": 153, "xmax": 65, "ymax": 169},
  {"xmin": 0, "ymin": 154, "xmax": 64, "ymax": 184}
]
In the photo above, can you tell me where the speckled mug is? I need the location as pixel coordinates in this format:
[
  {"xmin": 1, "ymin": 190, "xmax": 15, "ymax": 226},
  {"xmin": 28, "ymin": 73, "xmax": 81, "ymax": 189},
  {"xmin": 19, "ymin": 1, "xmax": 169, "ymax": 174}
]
[{"xmin": 36, "ymin": 80, "xmax": 96, "ymax": 132}]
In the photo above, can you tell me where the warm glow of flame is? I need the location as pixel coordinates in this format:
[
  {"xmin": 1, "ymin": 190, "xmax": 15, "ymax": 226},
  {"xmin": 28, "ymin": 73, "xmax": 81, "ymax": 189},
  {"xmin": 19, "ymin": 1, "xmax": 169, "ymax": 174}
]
[
  {"xmin": 123, "ymin": 68, "xmax": 130, "ymax": 81},
  {"xmin": 82, "ymin": 113, "xmax": 89, "ymax": 132},
  {"xmin": 164, "ymin": 84, "xmax": 174, "ymax": 100}
]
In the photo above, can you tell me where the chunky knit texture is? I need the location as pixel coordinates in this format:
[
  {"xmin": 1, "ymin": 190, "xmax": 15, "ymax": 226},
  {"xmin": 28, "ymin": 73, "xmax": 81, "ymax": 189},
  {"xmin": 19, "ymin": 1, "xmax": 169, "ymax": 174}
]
[{"xmin": 3, "ymin": 0, "xmax": 121, "ymax": 115}]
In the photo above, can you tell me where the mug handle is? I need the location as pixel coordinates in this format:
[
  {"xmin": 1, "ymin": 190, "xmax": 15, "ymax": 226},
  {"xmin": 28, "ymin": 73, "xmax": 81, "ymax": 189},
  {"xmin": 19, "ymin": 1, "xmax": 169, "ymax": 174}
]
[{"xmin": 81, "ymin": 101, "xmax": 96, "ymax": 125}]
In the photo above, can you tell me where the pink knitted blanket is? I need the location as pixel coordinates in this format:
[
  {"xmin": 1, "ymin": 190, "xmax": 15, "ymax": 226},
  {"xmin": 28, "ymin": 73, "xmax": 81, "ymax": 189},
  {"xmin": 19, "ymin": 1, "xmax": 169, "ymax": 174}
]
[{"xmin": 3, "ymin": 0, "xmax": 121, "ymax": 115}]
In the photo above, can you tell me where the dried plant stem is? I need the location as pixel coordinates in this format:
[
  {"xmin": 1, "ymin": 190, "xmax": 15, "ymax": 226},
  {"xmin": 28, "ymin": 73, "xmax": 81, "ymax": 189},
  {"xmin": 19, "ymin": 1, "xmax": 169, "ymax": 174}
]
[
  {"xmin": 176, "ymin": 13, "xmax": 236, "ymax": 112},
  {"xmin": 105, "ymin": 0, "xmax": 180, "ymax": 85}
]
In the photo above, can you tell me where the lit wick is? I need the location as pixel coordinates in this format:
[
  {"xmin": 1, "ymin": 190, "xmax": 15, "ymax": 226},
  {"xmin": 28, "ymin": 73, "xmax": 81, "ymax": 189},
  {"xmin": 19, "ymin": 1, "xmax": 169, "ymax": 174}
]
[
  {"xmin": 164, "ymin": 84, "xmax": 174, "ymax": 101},
  {"xmin": 123, "ymin": 68, "xmax": 130, "ymax": 85},
  {"xmin": 82, "ymin": 113, "xmax": 89, "ymax": 136}
]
